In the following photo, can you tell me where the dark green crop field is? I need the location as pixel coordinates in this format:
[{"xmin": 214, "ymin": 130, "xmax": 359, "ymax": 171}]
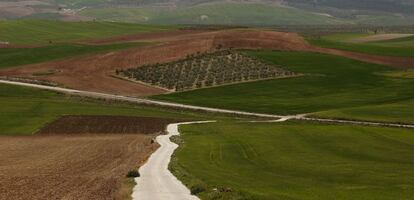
[
  {"xmin": 172, "ymin": 121, "xmax": 414, "ymax": 200},
  {"xmin": 153, "ymin": 51, "xmax": 414, "ymax": 123},
  {"xmin": 0, "ymin": 84, "xmax": 212, "ymax": 135}
]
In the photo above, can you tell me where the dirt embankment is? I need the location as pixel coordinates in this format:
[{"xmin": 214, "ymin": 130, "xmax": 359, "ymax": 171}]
[
  {"xmin": 1, "ymin": 29, "xmax": 413, "ymax": 97},
  {"xmin": 0, "ymin": 116, "xmax": 181, "ymax": 200}
]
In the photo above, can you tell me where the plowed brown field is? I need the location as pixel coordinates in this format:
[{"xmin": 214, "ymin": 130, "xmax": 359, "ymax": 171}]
[
  {"xmin": 1, "ymin": 29, "xmax": 413, "ymax": 97},
  {"xmin": 0, "ymin": 116, "xmax": 183, "ymax": 200},
  {"xmin": 37, "ymin": 115, "xmax": 182, "ymax": 135}
]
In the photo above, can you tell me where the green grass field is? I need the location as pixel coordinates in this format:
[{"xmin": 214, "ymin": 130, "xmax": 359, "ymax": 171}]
[
  {"xmin": 80, "ymin": 3, "xmax": 348, "ymax": 25},
  {"xmin": 315, "ymin": 99, "xmax": 414, "ymax": 124},
  {"xmin": 0, "ymin": 83, "xmax": 216, "ymax": 135},
  {"xmin": 0, "ymin": 42, "xmax": 147, "ymax": 69},
  {"xmin": 172, "ymin": 121, "xmax": 414, "ymax": 200},
  {"xmin": 0, "ymin": 20, "xmax": 174, "ymax": 45},
  {"xmin": 153, "ymin": 51, "xmax": 414, "ymax": 123},
  {"xmin": 308, "ymin": 33, "xmax": 414, "ymax": 57}
]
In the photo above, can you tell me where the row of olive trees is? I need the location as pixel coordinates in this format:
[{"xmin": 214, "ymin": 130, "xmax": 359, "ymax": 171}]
[{"xmin": 118, "ymin": 50, "xmax": 295, "ymax": 91}]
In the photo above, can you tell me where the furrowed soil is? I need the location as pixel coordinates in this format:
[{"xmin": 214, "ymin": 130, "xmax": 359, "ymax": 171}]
[
  {"xmin": 0, "ymin": 115, "xmax": 182, "ymax": 200},
  {"xmin": 37, "ymin": 115, "xmax": 182, "ymax": 135},
  {"xmin": 1, "ymin": 29, "xmax": 413, "ymax": 96}
]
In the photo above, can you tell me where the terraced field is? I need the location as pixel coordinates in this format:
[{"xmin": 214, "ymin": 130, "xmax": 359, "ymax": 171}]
[{"xmin": 172, "ymin": 121, "xmax": 414, "ymax": 200}]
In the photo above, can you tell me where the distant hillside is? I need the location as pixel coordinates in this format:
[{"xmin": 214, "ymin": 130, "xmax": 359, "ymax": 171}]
[
  {"xmin": 80, "ymin": 3, "xmax": 349, "ymax": 26},
  {"xmin": 1, "ymin": 0, "xmax": 414, "ymax": 25}
]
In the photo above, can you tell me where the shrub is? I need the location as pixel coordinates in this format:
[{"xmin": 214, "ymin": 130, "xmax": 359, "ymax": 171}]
[
  {"xmin": 190, "ymin": 183, "xmax": 207, "ymax": 195},
  {"xmin": 126, "ymin": 169, "xmax": 140, "ymax": 178}
]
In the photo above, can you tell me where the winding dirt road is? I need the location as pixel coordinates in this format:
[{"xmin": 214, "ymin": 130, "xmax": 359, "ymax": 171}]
[{"xmin": 132, "ymin": 122, "xmax": 213, "ymax": 200}]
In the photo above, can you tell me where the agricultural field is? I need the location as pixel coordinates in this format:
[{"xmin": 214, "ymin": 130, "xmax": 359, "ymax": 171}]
[
  {"xmin": 0, "ymin": 127, "xmax": 158, "ymax": 200},
  {"xmin": 1, "ymin": 18, "xmax": 414, "ymax": 200},
  {"xmin": 153, "ymin": 51, "xmax": 414, "ymax": 123},
  {"xmin": 119, "ymin": 50, "xmax": 296, "ymax": 91},
  {"xmin": 0, "ymin": 42, "xmax": 146, "ymax": 69},
  {"xmin": 0, "ymin": 83, "xmax": 211, "ymax": 135},
  {"xmin": 315, "ymin": 99, "xmax": 414, "ymax": 124},
  {"xmin": 172, "ymin": 121, "xmax": 414, "ymax": 200},
  {"xmin": 37, "ymin": 115, "xmax": 182, "ymax": 135},
  {"xmin": 308, "ymin": 33, "xmax": 414, "ymax": 57},
  {"xmin": 0, "ymin": 20, "xmax": 174, "ymax": 45}
]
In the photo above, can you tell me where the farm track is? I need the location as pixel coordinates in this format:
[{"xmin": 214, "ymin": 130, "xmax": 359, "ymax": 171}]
[
  {"xmin": 2, "ymin": 29, "xmax": 412, "ymax": 97},
  {"xmin": 1, "ymin": 80, "xmax": 413, "ymax": 129},
  {"xmin": 132, "ymin": 121, "xmax": 213, "ymax": 200}
]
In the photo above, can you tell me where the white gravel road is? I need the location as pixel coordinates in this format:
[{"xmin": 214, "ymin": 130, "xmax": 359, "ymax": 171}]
[{"xmin": 132, "ymin": 121, "xmax": 213, "ymax": 200}]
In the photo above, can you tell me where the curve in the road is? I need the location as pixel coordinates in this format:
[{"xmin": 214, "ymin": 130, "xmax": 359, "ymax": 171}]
[{"xmin": 132, "ymin": 121, "xmax": 214, "ymax": 200}]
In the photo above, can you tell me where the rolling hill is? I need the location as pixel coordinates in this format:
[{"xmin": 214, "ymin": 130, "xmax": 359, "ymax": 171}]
[{"xmin": 1, "ymin": 0, "xmax": 414, "ymax": 25}]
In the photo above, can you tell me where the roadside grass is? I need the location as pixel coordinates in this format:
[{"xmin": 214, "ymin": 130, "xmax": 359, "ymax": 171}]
[
  {"xmin": 308, "ymin": 33, "xmax": 414, "ymax": 57},
  {"xmin": 0, "ymin": 83, "xmax": 224, "ymax": 135},
  {"xmin": 0, "ymin": 42, "xmax": 147, "ymax": 69},
  {"xmin": 153, "ymin": 51, "xmax": 414, "ymax": 123},
  {"xmin": 0, "ymin": 20, "xmax": 174, "ymax": 45},
  {"xmin": 117, "ymin": 178, "xmax": 135, "ymax": 200},
  {"xmin": 80, "ymin": 3, "xmax": 348, "ymax": 25},
  {"xmin": 172, "ymin": 121, "xmax": 414, "ymax": 200}
]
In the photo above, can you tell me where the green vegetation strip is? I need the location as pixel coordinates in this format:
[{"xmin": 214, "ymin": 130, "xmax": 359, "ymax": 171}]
[
  {"xmin": 153, "ymin": 51, "xmax": 414, "ymax": 123},
  {"xmin": 308, "ymin": 33, "xmax": 414, "ymax": 57},
  {"xmin": 0, "ymin": 20, "xmax": 174, "ymax": 45},
  {"xmin": 0, "ymin": 42, "xmax": 147, "ymax": 69},
  {"xmin": 0, "ymin": 83, "xmax": 218, "ymax": 135},
  {"xmin": 172, "ymin": 121, "xmax": 414, "ymax": 200}
]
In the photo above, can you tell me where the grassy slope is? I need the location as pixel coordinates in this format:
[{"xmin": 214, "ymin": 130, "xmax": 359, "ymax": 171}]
[
  {"xmin": 153, "ymin": 51, "xmax": 414, "ymax": 123},
  {"xmin": 0, "ymin": 42, "xmax": 146, "ymax": 69},
  {"xmin": 315, "ymin": 99, "xmax": 414, "ymax": 124},
  {"xmin": 80, "ymin": 3, "xmax": 348, "ymax": 25},
  {"xmin": 308, "ymin": 33, "xmax": 414, "ymax": 57},
  {"xmin": 0, "ymin": 20, "xmax": 173, "ymax": 44},
  {"xmin": 0, "ymin": 83, "xmax": 213, "ymax": 135},
  {"xmin": 173, "ymin": 121, "xmax": 414, "ymax": 200}
]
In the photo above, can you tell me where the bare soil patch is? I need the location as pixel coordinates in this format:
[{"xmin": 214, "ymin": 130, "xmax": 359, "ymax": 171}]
[
  {"xmin": 0, "ymin": 134, "xmax": 156, "ymax": 200},
  {"xmin": 0, "ymin": 115, "xmax": 184, "ymax": 200},
  {"xmin": 350, "ymin": 34, "xmax": 414, "ymax": 43},
  {"xmin": 37, "ymin": 115, "xmax": 182, "ymax": 135}
]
